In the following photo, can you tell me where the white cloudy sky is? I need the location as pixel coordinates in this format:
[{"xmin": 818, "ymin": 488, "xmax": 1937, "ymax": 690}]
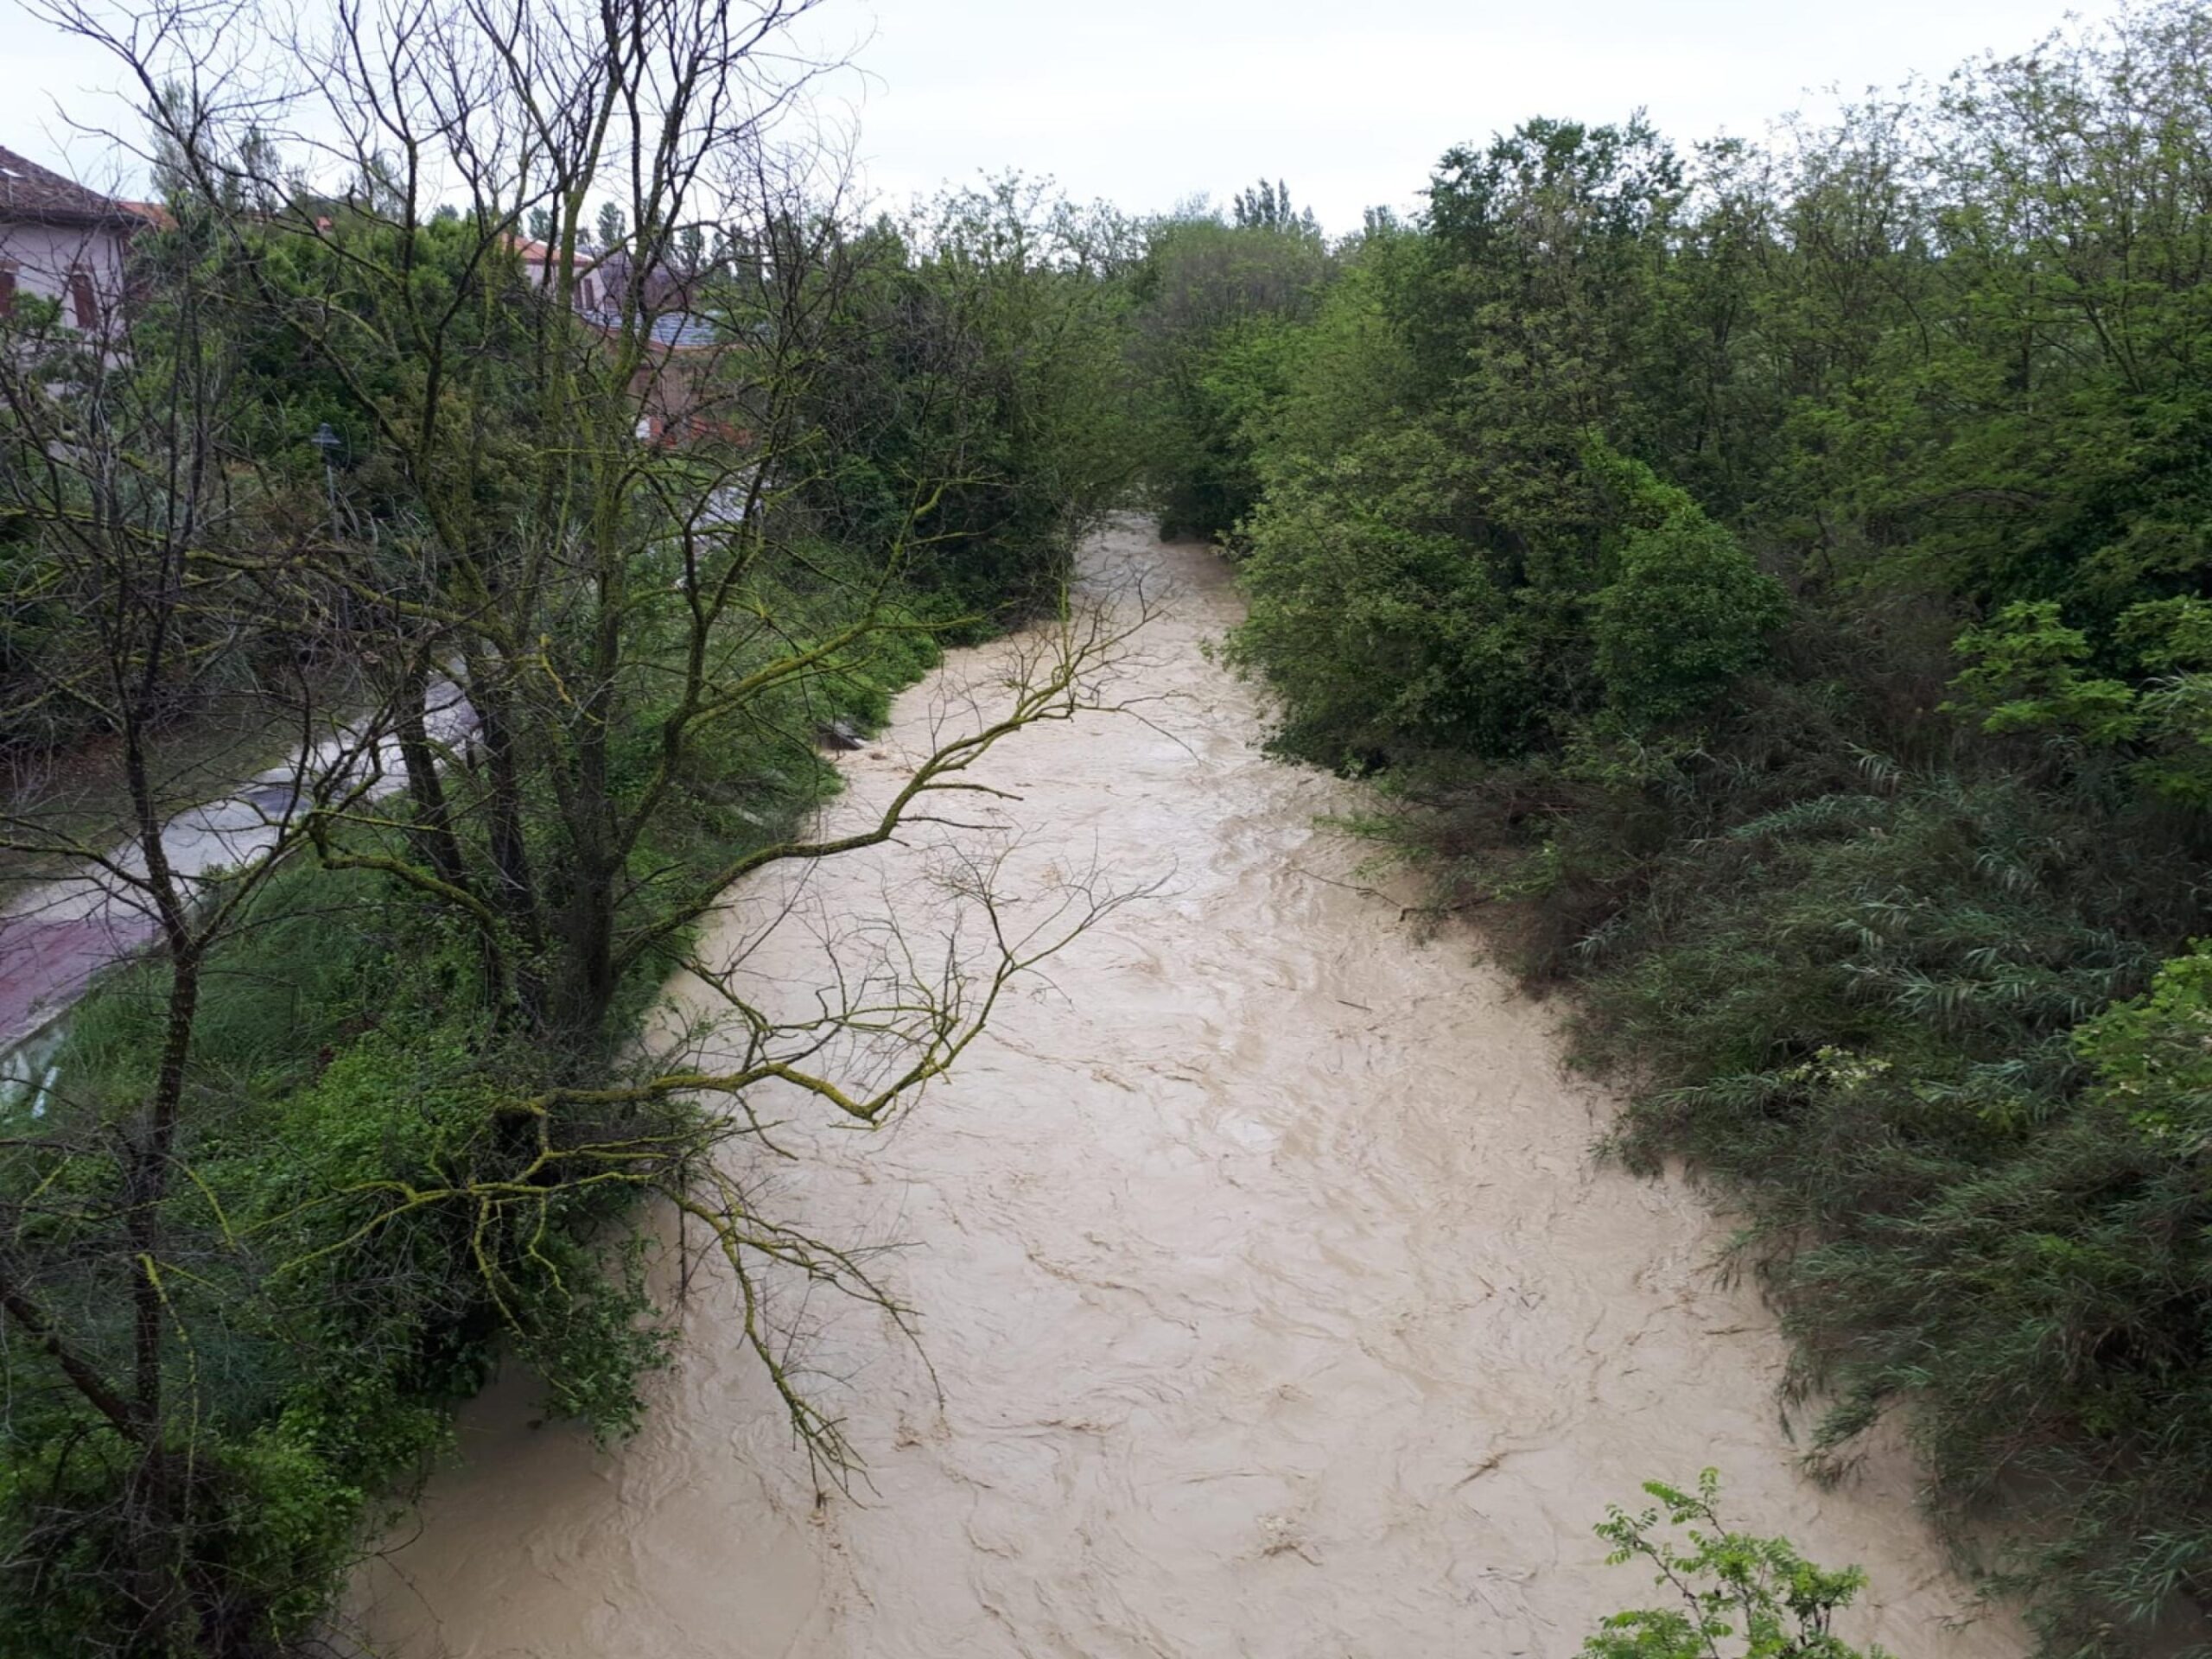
[{"xmin": 5, "ymin": 0, "xmax": 2116, "ymax": 230}]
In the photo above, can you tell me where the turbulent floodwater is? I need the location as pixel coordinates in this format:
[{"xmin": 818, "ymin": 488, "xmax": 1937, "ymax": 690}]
[{"xmin": 354, "ymin": 521, "xmax": 2024, "ymax": 1658}]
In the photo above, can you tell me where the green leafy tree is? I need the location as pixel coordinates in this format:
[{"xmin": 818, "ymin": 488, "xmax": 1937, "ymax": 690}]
[
  {"xmin": 1231, "ymin": 176, "xmax": 1319, "ymax": 237},
  {"xmin": 1129, "ymin": 206, "xmax": 1331, "ymax": 537},
  {"xmin": 594, "ymin": 197, "xmax": 626, "ymax": 251},
  {"xmin": 1586, "ymin": 1471, "xmax": 1886, "ymax": 1659},
  {"xmin": 1588, "ymin": 445, "xmax": 1785, "ymax": 726}
]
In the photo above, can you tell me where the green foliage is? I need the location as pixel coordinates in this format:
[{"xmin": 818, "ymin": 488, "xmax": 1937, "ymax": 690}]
[
  {"xmin": 1951, "ymin": 599, "xmax": 2212, "ymax": 804},
  {"xmin": 1223, "ymin": 426, "xmax": 1779, "ymax": 775},
  {"xmin": 793, "ymin": 178, "xmax": 1141, "ymax": 626},
  {"xmin": 1230, "ymin": 422, "xmax": 1544, "ymax": 768},
  {"xmin": 1588, "ymin": 443, "xmax": 1784, "ymax": 725},
  {"xmin": 1128, "ymin": 205, "xmax": 1331, "ymax": 538},
  {"xmin": 1230, "ymin": 178, "xmax": 1319, "ymax": 236},
  {"xmin": 1592, "ymin": 511, "xmax": 1782, "ymax": 724},
  {"xmin": 2075, "ymin": 940, "xmax": 2212, "ymax": 1153},
  {"xmin": 1948, "ymin": 602, "xmax": 2144, "ymax": 744},
  {"xmin": 1137, "ymin": 4, "xmax": 2212, "ymax": 1649},
  {"xmin": 1586, "ymin": 1471, "xmax": 1885, "ymax": 1659},
  {"xmin": 0, "ymin": 877, "xmax": 499, "ymax": 1656}
]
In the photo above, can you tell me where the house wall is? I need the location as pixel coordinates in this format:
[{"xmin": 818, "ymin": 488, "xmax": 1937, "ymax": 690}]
[{"xmin": 0, "ymin": 218, "xmax": 131, "ymax": 327}]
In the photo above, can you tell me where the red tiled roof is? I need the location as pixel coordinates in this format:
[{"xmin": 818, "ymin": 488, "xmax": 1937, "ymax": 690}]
[
  {"xmin": 507, "ymin": 233, "xmax": 599, "ymax": 270},
  {"xmin": 0, "ymin": 145, "xmax": 131, "ymax": 227}
]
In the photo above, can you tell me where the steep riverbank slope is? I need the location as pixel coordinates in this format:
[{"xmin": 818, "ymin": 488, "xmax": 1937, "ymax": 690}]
[{"xmin": 354, "ymin": 519, "xmax": 2022, "ymax": 1657}]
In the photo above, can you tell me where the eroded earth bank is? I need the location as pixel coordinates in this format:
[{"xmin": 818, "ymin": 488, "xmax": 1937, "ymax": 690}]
[{"xmin": 355, "ymin": 520, "xmax": 2023, "ymax": 1658}]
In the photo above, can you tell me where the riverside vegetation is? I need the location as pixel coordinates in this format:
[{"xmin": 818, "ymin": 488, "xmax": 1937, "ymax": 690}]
[
  {"xmin": 1137, "ymin": 4, "xmax": 2212, "ymax": 1653},
  {"xmin": 0, "ymin": 2, "xmax": 1139, "ymax": 1649},
  {"xmin": 2, "ymin": 0, "xmax": 2209, "ymax": 1653}
]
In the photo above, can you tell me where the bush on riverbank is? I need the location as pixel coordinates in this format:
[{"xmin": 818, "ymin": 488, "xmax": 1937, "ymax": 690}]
[
  {"xmin": 1141, "ymin": 4, "xmax": 2212, "ymax": 1649},
  {"xmin": 1585, "ymin": 1471, "xmax": 1885, "ymax": 1659}
]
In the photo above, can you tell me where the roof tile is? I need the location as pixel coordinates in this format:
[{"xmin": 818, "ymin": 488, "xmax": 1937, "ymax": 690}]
[{"xmin": 0, "ymin": 145, "xmax": 130, "ymax": 226}]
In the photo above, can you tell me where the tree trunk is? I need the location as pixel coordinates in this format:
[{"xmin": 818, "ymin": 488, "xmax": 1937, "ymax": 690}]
[{"xmin": 397, "ymin": 661, "xmax": 471, "ymax": 893}]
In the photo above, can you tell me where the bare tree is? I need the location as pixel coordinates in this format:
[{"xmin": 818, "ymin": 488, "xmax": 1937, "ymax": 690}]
[{"xmin": 0, "ymin": 0, "xmax": 1148, "ymax": 1648}]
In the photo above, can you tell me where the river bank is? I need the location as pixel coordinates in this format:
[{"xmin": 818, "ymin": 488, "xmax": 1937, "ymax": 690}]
[{"xmin": 353, "ymin": 518, "xmax": 2023, "ymax": 1658}]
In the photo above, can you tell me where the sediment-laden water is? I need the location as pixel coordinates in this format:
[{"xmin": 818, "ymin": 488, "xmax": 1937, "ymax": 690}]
[{"xmin": 354, "ymin": 520, "xmax": 2022, "ymax": 1658}]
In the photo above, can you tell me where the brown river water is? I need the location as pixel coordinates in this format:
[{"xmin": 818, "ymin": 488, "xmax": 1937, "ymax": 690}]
[{"xmin": 353, "ymin": 519, "xmax": 2024, "ymax": 1658}]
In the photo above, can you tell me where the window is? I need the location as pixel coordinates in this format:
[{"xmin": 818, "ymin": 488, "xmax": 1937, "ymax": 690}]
[{"xmin": 67, "ymin": 268, "xmax": 97, "ymax": 330}]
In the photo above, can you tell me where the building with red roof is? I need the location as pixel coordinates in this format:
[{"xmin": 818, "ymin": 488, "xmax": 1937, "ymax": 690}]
[{"xmin": 0, "ymin": 145, "xmax": 143, "ymax": 334}]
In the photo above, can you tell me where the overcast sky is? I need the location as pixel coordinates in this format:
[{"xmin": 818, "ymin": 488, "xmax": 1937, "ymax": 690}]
[{"xmin": 5, "ymin": 0, "xmax": 2117, "ymax": 231}]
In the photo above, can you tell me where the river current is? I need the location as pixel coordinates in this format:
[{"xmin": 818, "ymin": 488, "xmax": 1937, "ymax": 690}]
[{"xmin": 354, "ymin": 519, "xmax": 2022, "ymax": 1658}]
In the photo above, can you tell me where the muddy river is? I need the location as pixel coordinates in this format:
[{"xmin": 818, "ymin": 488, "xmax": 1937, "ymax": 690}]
[{"xmin": 353, "ymin": 520, "xmax": 2023, "ymax": 1657}]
